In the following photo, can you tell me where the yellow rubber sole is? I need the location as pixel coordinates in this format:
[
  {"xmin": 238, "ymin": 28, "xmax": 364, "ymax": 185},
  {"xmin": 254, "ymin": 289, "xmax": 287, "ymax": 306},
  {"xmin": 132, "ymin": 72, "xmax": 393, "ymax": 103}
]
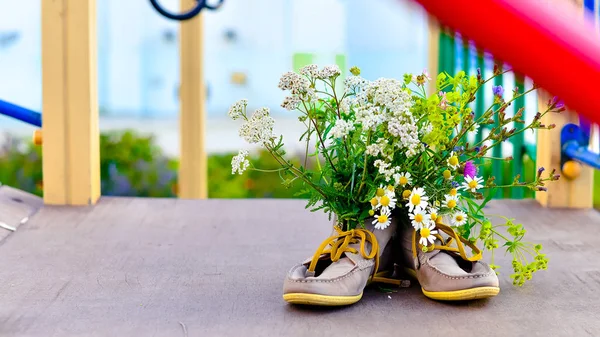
[
  {"xmin": 422, "ymin": 286, "xmax": 500, "ymax": 301},
  {"xmin": 283, "ymin": 293, "xmax": 363, "ymax": 306}
]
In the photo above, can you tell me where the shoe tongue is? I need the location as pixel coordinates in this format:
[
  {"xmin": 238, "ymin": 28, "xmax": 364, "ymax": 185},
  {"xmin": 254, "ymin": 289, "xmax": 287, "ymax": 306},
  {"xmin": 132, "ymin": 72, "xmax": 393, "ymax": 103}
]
[{"xmin": 344, "ymin": 218, "xmax": 397, "ymax": 265}]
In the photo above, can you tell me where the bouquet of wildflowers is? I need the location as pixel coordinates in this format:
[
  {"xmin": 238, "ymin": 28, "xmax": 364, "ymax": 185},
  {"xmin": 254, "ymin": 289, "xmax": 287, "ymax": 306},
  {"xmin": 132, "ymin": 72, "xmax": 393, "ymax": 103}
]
[{"xmin": 229, "ymin": 64, "xmax": 563, "ymax": 286}]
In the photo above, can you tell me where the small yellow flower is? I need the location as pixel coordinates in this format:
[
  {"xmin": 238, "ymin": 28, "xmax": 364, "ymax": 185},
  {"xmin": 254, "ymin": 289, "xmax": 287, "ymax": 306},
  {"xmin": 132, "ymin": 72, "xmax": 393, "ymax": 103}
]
[
  {"xmin": 380, "ymin": 195, "xmax": 391, "ymax": 207},
  {"xmin": 376, "ymin": 187, "xmax": 385, "ymax": 197},
  {"xmin": 387, "ymin": 185, "xmax": 395, "ymax": 192},
  {"xmin": 443, "ymin": 170, "xmax": 452, "ymax": 180},
  {"xmin": 402, "ymin": 189, "xmax": 412, "ymax": 199},
  {"xmin": 449, "ymin": 188, "xmax": 458, "ymax": 196},
  {"xmin": 370, "ymin": 198, "xmax": 378, "ymax": 207},
  {"xmin": 447, "ymin": 151, "xmax": 460, "ymax": 170},
  {"xmin": 369, "ymin": 209, "xmax": 375, "ymax": 216}
]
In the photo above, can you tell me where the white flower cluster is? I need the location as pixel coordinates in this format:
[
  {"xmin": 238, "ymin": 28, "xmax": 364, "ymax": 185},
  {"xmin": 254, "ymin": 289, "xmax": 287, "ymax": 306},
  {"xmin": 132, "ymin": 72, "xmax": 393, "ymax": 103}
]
[
  {"xmin": 344, "ymin": 76, "xmax": 368, "ymax": 94},
  {"xmin": 330, "ymin": 119, "xmax": 355, "ymax": 138},
  {"xmin": 239, "ymin": 107, "xmax": 275, "ymax": 146},
  {"xmin": 318, "ymin": 65, "xmax": 341, "ymax": 79},
  {"xmin": 231, "ymin": 150, "xmax": 250, "ymax": 175},
  {"xmin": 281, "ymin": 95, "xmax": 300, "ymax": 111},
  {"xmin": 278, "ymin": 71, "xmax": 310, "ymax": 94},
  {"xmin": 228, "ymin": 99, "xmax": 247, "ymax": 120},
  {"xmin": 299, "ymin": 64, "xmax": 319, "ymax": 78}
]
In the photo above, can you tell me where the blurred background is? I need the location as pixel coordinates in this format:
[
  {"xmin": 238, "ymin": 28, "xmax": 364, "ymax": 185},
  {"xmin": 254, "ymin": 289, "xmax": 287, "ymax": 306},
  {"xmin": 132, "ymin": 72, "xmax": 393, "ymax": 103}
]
[
  {"xmin": 0, "ymin": 0, "xmax": 596, "ymax": 205},
  {"xmin": 0, "ymin": 0, "xmax": 430, "ymax": 198}
]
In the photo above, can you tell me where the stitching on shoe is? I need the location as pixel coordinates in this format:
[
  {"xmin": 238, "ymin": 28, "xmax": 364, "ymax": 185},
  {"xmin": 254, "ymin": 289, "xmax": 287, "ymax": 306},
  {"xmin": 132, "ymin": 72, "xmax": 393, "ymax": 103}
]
[
  {"xmin": 286, "ymin": 262, "xmax": 374, "ymax": 283},
  {"xmin": 424, "ymin": 262, "xmax": 495, "ymax": 280}
]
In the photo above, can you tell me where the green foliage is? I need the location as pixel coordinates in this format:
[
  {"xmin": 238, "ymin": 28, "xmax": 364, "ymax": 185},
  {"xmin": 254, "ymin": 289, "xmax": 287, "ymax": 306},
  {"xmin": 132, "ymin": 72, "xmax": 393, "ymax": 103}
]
[{"xmin": 0, "ymin": 131, "xmax": 305, "ymax": 199}]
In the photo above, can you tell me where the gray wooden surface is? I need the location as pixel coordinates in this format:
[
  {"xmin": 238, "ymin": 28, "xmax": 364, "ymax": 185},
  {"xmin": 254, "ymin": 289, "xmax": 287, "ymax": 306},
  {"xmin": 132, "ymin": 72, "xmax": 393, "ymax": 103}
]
[
  {"xmin": 0, "ymin": 197, "xmax": 599, "ymax": 337},
  {"xmin": 0, "ymin": 185, "xmax": 43, "ymax": 241}
]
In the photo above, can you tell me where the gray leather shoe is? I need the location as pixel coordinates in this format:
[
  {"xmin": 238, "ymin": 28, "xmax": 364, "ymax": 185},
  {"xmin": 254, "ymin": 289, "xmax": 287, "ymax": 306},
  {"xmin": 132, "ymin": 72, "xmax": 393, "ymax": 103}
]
[
  {"xmin": 283, "ymin": 218, "xmax": 401, "ymax": 306},
  {"xmin": 398, "ymin": 218, "xmax": 500, "ymax": 301}
]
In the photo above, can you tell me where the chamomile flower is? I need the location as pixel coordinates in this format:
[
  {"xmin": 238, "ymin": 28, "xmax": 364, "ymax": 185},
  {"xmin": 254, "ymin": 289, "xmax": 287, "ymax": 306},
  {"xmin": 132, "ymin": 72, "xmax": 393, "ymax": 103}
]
[
  {"xmin": 378, "ymin": 194, "xmax": 397, "ymax": 213},
  {"xmin": 447, "ymin": 151, "xmax": 460, "ymax": 170},
  {"xmin": 409, "ymin": 209, "xmax": 431, "ymax": 229},
  {"xmin": 461, "ymin": 176, "xmax": 484, "ymax": 193},
  {"xmin": 395, "ymin": 172, "xmax": 412, "ymax": 187},
  {"xmin": 407, "ymin": 187, "xmax": 429, "ymax": 212},
  {"xmin": 452, "ymin": 210, "xmax": 468, "ymax": 226},
  {"xmin": 442, "ymin": 194, "xmax": 459, "ymax": 210},
  {"xmin": 428, "ymin": 207, "xmax": 440, "ymax": 224},
  {"xmin": 373, "ymin": 208, "xmax": 392, "ymax": 230},
  {"xmin": 419, "ymin": 222, "xmax": 438, "ymax": 246}
]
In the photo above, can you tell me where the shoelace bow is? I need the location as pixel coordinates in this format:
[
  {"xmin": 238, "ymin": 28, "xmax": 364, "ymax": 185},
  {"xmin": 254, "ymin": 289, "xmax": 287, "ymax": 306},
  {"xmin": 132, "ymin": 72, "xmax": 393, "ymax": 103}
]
[
  {"xmin": 412, "ymin": 222, "xmax": 482, "ymax": 263},
  {"xmin": 306, "ymin": 227, "xmax": 403, "ymax": 286},
  {"xmin": 306, "ymin": 227, "xmax": 379, "ymax": 277}
]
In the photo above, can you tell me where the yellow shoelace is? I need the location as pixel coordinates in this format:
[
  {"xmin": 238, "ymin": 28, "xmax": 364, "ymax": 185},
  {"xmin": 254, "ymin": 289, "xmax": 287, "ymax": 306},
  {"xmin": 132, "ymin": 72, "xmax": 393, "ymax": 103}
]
[
  {"xmin": 307, "ymin": 227, "xmax": 379, "ymax": 276},
  {"xmin": 412, "ymin": 222, "xmax": 482, "ymax": 262},
  {"xmin": 306, "ymin": 227, "xmax": 403, "ymax": 286}
]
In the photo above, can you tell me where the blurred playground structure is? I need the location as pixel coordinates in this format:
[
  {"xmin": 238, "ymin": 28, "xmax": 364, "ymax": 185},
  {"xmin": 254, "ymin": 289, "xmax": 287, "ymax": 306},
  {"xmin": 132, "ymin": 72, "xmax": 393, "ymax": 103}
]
[{"xmin": 0, "ymin": 0, "xmax": 598, "ymax": 206}]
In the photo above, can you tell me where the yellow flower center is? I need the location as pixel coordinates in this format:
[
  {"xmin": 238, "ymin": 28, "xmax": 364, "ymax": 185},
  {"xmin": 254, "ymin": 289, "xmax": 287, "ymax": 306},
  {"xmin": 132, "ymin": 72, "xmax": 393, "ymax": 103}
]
[
  {"xmin": 399, "ymin": 176, "xmax": 408, "ymax": 185},
  {"xmin": 376, "ymin": 188, "xmax": 385, "ymax": 197},
  {"xmin": 402, "ymin": 190, "xmax": 411, "ymax": 199},
  {"xmin": 430, "ymin": 213, "xmax": 437, "ymax": 221},
  {"xmin": 378, "ymin": 214, "xmax": 388, "ymax": 223},
  {"xmin": 449, "ymin": 156, "xmax": 459, "ymax": 166},
  {"xmin": 370, "ymin": 198, "xmax": 378, "ymax": 207},
  {"xmin": 456, "ymin": 215, "xmax": 464, "ymax": 222},
  {"xmin": 387, "ymin": 185, "xmax": 395, "ymax": 192},
  {"xmin": 368, "ymin": 210, "xmax": 375, "ymax": 216},
  {"xmin": 447, "ymin": 199, "xmax": 457, "ymax": 209},
  {"xmin": 421, "ymin": 228, "xmax": 431, "ymax": 238},
  {"xmin": 410, "ymin": 194, "xmax": 421, "ymax": 206},
  {"xmin": 468, "ymin": 180, "xmax": 478, "ymax": 189},
  {"xmin": 449, "ymin": 188, "xmax": 457, "ymax": 196},
  {"xmin": 380, "ymin": 195, "xmax": 391, "ymax": 207},
  {"xmin": 443, "ymin": 170, "xmax": 452, "ymax": 179},
  {"xmin": 414, "ymin": 213, "xmax": 423, "ymax": 223}
]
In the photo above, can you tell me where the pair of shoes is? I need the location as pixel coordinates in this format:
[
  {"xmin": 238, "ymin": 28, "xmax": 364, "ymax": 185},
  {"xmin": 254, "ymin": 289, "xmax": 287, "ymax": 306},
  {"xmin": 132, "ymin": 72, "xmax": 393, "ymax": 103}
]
[{"xmin": 282, "ymin": 216, "xmax": 499, "ymax": 306}]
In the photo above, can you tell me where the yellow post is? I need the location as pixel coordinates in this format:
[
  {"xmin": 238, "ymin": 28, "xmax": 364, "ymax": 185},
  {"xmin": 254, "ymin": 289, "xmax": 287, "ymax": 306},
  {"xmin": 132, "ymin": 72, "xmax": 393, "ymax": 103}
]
[
  {"xmin": 41, "ymin": 0, "xmax": 100, "ymax": 205},
  {"xmin": 535, "ymin": 92, "xmax": 594, "ymax": 209},
  {"xmin": 179, "ymin": 0, "xmax": 208, "ymax": 199},
  {"xmin": 427, "ymin": 15, "xmax": 440, "ymax": 95},
  {"xmin": 535, "ymin": 0, "xmax": 593, "ymax": 209}
]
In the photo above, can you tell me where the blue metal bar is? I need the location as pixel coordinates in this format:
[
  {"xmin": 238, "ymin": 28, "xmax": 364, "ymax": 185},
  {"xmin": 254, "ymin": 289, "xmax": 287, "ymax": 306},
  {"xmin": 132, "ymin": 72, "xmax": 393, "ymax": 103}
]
[
  {"xmin": 0, "ymin": 100, "xmax": 42, "ymax": 127},
  {"xmin": 563, "ymin": 142, "xmax": 600, "ymax": 170}
]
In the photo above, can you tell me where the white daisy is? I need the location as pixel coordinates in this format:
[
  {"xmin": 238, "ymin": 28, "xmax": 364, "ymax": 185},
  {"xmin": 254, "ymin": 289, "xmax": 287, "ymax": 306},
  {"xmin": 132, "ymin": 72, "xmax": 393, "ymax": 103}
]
[
  {"xmin": 452, "ymin": 210, "xmax": 468, "ymax": 226},
  {"xmin": 461, "ymin": 176, "xmax": 484, "ymax": 193},
  {"xmin": 378, "ymin": 193, "xmax": 397, "ymax": 213},
  {"xmin": 447, "ymin": 151, "xmax": 460, "ymax": 170},
  {"xmin": 372, "ymin": 209, "xmax": 392, "ymax": 230},
  {"xmin": 395, "ymin": 172, "xmax": 412, "ymax": 187},
  {"xmin": 442, "ymin": 194, "xmax": 459, "ymax": 210},
  {"xmin": 428, "ymin": 207, "xmax": 440, "ymax": 224},
  {"xmin": 419, "ymin": 222, "xmax": 438, "ymax": 246},
  {"xmin": 409, "ymin": 209, "xmax": 431, "ymax": 229},
  {"xmin": 407, "ymin": 187, "xmax": 429, "ymax": 212}
]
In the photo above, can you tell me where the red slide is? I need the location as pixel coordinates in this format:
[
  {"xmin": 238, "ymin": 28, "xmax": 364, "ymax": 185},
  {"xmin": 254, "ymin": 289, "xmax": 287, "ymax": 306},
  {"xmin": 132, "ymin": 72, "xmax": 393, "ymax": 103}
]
[{"xmin": 414, "ymin": 0, "xmax": 600, "ymax": 125}]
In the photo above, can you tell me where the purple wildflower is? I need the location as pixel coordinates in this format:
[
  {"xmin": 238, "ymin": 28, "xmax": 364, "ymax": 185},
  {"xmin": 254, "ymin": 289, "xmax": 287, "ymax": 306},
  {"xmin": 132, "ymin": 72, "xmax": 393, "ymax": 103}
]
[
  {"xmin": 451, "ymin": 181, "xmax": 460, "ymax": 188},
  {"xmin": 492, "ymin": 85, "xmax": 504, "ymax": 97},
  {"xmin": 464, "ymin": 161, "xmax": 477, "ymax": 178}
]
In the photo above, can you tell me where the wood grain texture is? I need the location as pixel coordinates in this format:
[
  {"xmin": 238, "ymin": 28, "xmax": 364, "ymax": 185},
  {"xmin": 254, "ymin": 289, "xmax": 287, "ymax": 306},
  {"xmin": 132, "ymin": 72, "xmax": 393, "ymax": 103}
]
[
  {"xmin": 179, "ymin": 0, "xmax": 208, "ymax": 199},
  {"xmin": 41, "ymin": 0, "xmax": 100, "ymax": 205},
  {"xmin": 0, "ymin": 197, "xmax": 598, "ymax": 336}
]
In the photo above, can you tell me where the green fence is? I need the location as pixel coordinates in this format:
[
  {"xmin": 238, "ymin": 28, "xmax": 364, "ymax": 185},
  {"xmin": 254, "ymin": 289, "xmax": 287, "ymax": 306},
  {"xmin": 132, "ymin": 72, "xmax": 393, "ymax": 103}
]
[{"xmin": 438, "ymin": 30, "xmax": 535, "ymax": 199}]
